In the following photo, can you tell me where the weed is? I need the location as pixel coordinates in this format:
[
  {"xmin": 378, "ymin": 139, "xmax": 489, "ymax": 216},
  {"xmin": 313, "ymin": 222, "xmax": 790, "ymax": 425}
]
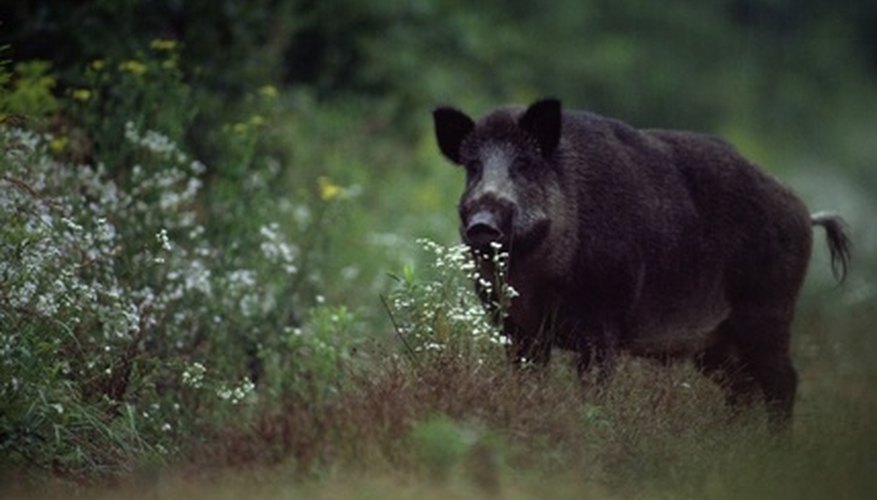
[{"xmin": 383, "ymin": 239, "xmax": 513, "ymax": 366}]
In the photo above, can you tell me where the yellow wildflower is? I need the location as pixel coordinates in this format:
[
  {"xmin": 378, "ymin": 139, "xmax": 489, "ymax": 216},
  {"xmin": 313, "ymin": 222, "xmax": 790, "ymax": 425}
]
[
  {"xmin": 119, "ymin": 60, "xmax": 148, "ymax": 76},
  {"xmin": 258, "ymin": 85, "xmax": 279, "ymax": 99},
  {"xmin": 72, "ymin": 89, "xmax": 92, "ymax": 102},
  {"xmin": 150, "ymin": 39, "xmax": 179, "ymax": 51},
  {"xmin": 49, "ymin": 136, "xmax": 69, "ymax": 154},
  {"xmin": 318, "ymin": 176, "xmax": 342, "ymax": 201},
  {"xmin": 90, "ymin": 59, "xmax": 106, "ymax": 71}
]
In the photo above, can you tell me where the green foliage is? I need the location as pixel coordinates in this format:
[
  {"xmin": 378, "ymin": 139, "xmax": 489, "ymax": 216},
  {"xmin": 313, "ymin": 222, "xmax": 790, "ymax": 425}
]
[
  {"xmin": 0, "ymin": 59, "xmax": 59, "ymax": 119},
  {"xmin": 3, "ymin": 1, "xmax": 288, "ymax": 94},
  {"xmin": 409, "ymin": 415, "xmax": 477, "ymax": 481},
  {"xmin": 262, "ymin": 305, "xmax": 358, "ymax": 403},
  {"xmin": 6, "ymin": 1, "xmax": 877, "ymax": 135},
  {"xmin": 69, "ymin": 44, "xmax": 193, "ymax": 170}
]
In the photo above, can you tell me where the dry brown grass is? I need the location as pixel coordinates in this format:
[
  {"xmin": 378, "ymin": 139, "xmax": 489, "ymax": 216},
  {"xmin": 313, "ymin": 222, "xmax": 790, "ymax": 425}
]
[
  {"xmin": 5, "ymin": 341, "xmax": 876, "ymax": 499},
  {"xmin": 159, "ymin": 345, "xmax": 874, "ymax": 497}
]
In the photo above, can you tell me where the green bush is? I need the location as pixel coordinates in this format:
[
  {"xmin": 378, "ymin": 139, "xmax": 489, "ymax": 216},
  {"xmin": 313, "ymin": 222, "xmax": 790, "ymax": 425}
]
[
  {"xmin": 0, "ymin": 49, "xmax": 356, "ymax": 478},
  {"xmin": 409, "ymin": 415, "xmax": 477, "ymax": 481}
]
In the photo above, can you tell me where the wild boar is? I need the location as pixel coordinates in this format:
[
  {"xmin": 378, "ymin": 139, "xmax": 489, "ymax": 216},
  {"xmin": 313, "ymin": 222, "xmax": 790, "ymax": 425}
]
[{"xmin": 432, "ymin": 98, "xmax": 851, "ymax": 428}]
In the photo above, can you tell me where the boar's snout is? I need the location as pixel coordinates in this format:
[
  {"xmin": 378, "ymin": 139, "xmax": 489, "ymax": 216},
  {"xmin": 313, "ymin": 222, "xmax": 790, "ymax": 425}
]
[{"xmin": 463, "ymin": 209, "xmax": 511, "ymax": 252}]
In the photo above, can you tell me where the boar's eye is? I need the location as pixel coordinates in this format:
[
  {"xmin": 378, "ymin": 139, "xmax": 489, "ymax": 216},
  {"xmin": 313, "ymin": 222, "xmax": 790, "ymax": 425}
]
[{"xmin": 511, "ymin": 157, "xmax": 531, "ymax": 173}]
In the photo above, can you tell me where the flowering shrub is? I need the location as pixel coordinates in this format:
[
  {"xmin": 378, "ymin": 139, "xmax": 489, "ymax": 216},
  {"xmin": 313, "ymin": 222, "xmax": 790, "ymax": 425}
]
[
  {"xmin": 0, "ymin": 59, "xmax": 356, "ymax": 476},
  {"xmin": 385, "ymin": 239, "xmax": 515, "ymax": 364}
]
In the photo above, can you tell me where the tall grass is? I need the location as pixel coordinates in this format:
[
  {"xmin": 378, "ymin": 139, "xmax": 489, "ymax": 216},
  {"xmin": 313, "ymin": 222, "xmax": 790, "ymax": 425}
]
[{"xmin": 5, "ymin": 351, "xmax": 875, "ymax": 498}]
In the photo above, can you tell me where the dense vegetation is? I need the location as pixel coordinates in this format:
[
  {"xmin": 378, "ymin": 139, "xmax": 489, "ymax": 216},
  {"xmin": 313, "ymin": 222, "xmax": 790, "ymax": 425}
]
[{"xmin": 2, "ymin": 1, "xmax": 876, "ymax": 497}]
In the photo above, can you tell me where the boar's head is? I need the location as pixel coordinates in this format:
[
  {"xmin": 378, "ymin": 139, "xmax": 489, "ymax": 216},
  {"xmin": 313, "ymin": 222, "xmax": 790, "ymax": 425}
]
[{"xmin": 433, "ymin": 99, "xmax": 563, "ymax": 255}]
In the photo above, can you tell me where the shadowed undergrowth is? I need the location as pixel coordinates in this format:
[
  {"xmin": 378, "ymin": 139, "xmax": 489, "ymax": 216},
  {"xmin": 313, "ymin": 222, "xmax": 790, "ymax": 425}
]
[
  {"xmin": 133, "ymin": 355, "xmax": 877, "ymax": 496},
  {"xmin": 5, "ymin": 350, "xmax": 875, "ymax": 499}
]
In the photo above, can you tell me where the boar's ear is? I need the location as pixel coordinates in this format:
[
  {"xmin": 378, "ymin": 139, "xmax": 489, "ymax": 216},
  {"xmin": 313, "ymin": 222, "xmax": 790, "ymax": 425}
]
[
  {"xmin": 433, "ymin": 106, "xmax": 474, "ymax": 165},
  {"xmin": 519, "ymin": 98, "xmax": 562, "ymax": 157}
]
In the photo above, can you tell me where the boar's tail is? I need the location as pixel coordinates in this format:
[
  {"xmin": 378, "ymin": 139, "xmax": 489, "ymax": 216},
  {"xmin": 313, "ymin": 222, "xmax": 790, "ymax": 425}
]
[{"xmin": 811, "ymin": 211, "xmax": 852, "ymax": 283}]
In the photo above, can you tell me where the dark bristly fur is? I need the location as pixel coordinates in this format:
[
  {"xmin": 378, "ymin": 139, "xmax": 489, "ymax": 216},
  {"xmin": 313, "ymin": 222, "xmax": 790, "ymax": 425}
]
[{"xmin": 432, "ymin": 98, "xmax": 851, "ymax": 429}]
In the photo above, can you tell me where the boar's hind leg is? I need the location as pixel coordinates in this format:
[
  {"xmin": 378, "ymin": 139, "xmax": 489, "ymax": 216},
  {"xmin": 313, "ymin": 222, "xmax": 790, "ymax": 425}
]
[
  {"xmin": 696, "ymin": 338, "xmax": 757, "ymax": 408},
  {"xmin": 703, "ymin": 308, "xmax": 798, "ymax": 430}
]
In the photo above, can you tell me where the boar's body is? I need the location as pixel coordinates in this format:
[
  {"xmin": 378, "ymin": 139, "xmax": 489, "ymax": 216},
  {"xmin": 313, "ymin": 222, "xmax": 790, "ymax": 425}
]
[
  {"xmin": 433, "ymin": 99, "xmax": 851, "ymax": 428},
  {"xmin": 524, "ymin": 113, "xmax": 809, "ymax": 356}
]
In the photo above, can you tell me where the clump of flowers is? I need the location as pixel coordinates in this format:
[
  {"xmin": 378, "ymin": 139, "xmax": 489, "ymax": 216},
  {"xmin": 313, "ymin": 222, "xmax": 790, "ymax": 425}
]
[
  {"xmin": 385, "ymin": 239, "xmax": 515, "ymax": 363},
  {"xmin": 0, "ymin": 115, "xmax": 350, "ymax": 475}
]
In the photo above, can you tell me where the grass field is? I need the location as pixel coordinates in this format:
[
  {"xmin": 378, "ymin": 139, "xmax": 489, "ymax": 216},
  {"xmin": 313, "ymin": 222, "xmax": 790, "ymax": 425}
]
[{"xmin": 4, "ymin": 301, "xmax": 876, "ymax": 499}]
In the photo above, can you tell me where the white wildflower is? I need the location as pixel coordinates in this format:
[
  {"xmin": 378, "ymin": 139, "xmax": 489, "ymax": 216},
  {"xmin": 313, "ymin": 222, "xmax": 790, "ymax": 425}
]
[
  {"xmin": 190, "ymin": 160, "xmax": 207, "ymax": 175},
  {"xmin": 35, "ymin": 292, "xmax": 59, "ymax": 316},
  {"xmin": 95, "ymin": 217, "xmax": 116, "ymax": 243},
  {"xmin": 182, "ymin": 362, "xmax": 206, "ymax": 388},
  {"xmin": 156, "ymin": 228, "xmax": 172, "ymax": 251},
  {"xmin": 125, "ymin": 122, "xmax": 187, "ymax": 163},
  {"xmin": 228, "ymin": 269, "xmax": 256, "ymax": 288},
  {"xmin": 61, "ymin": 217, "xmax": 83, "ymax": 233},
  {"xmin": 216, "ymin": 377, "xmax": 255, "ymax": 405},
  {"xmin": 183, "ymin": 259, "xmax": 212, "ymax": 295}
]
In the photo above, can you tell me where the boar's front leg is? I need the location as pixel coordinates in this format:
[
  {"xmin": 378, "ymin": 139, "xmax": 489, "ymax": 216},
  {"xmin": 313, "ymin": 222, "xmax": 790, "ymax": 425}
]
[
  {"xmin": 506, "ymin": 325, "xmax": 552, "ymax": 368},
  {"xmin": 575, "ymin": 320, "xmax": 620, "ymax": 383}
]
